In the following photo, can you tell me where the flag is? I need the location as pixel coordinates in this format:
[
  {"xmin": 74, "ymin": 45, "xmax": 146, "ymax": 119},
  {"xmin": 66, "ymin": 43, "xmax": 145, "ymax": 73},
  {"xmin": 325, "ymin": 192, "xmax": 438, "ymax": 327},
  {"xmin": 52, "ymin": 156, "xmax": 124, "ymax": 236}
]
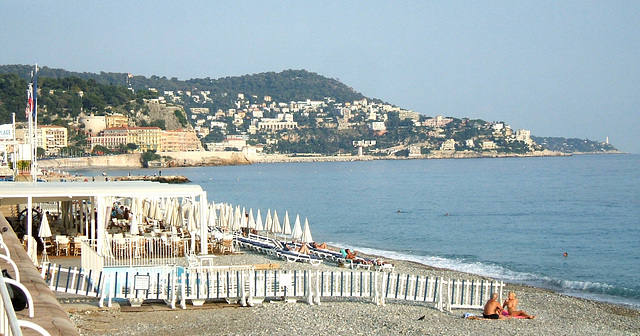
[
  {"xmin": 32, "ymin": 65, "xmax": 38, "ymax": 119},
  {"xmin": 25, "ymin": 85, "xmax": 33, "ymax": 120}
]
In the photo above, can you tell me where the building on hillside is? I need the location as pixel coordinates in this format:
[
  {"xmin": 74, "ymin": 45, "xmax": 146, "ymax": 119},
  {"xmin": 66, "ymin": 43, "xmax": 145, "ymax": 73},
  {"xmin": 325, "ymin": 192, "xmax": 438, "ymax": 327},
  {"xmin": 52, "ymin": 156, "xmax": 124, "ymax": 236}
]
[
  {"xmin": 440, "ymin": 139, "xmax": 456, "ymax": 151},
  {"xmin": 257, "ymin": 118, "xmax": 298, "ymax": 132},
  {"xmin": 515, "ymin": 129, "xmax": 533, "ymax": 146},
  {"xmin": 368, "ymin": 122, "xmax": 386, "ymax": 132},
  {"xmin": 408, "ymin": 145, "xmax": 422, "ymax": 157},
  {"xmin": 106, "ymin": 114, "xmax": 129, "ymax": 128},
  {"xmin": 481, "ymin": 140, "xmax": 497, "ymax": 150},
  {"xmin": 423, "ymin": 115, "xmax": 453, "ymax": 127},
  {"xmin": 15, "ymin": 125, "xmax": 68, "ymax": 155},
  {"xmin": 77, "ymin": 113, "xmax": 107, "ymax": 135},
  {"xmin": 162, "ymin": 129, "xmax": 202, "ymax": 152},
  {"xmin": 190, "ymin": 107, "xmax": 210, "ymax": 115},
  {"xmin": 90, "ymin": 127, "xmax": 162, "ymax": 152},
  {"xmin": 398, "ymin": 110, "xmax": 420, "ymax": 121}
]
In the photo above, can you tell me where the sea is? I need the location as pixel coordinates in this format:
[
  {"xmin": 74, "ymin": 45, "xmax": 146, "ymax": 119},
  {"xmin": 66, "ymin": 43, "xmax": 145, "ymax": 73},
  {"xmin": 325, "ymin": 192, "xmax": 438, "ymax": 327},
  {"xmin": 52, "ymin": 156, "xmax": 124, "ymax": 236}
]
[{"xmin": 75, "ymin": 154, "xmax": 640, "ymax": 308}]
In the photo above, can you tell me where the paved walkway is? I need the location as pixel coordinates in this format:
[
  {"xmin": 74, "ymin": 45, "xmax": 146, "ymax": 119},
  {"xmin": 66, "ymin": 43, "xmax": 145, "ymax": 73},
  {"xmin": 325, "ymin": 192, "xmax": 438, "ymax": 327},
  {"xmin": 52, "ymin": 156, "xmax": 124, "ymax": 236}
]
[{"xmin": 0, "ymin": 212, "xmax": 79, "ymax": 336}]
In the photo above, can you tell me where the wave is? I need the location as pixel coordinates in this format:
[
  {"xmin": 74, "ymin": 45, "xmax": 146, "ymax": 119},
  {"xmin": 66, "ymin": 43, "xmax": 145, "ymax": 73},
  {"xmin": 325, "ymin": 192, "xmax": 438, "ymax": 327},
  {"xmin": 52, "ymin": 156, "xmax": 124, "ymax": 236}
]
[{"xmin": 332, "ymin": 243, "xmax": 640, "ymax": 308}]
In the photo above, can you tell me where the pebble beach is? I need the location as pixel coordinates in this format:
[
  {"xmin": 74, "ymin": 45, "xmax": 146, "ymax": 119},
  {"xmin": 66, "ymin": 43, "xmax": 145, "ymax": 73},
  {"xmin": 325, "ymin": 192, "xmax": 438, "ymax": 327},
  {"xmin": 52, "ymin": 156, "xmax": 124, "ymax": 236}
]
[{"xmin": 66, "ymin": 249, "xmax": 640, "ymax": 335}]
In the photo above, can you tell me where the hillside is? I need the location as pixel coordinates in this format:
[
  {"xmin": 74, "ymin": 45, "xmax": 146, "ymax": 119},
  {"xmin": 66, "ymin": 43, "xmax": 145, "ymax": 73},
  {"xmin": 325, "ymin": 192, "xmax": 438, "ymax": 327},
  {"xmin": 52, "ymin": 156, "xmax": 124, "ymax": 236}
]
[
  {"xmin": 0, "ymin": 64, "xmax": 620, "ymax": 156},
  {"xmin": 0, "ymin": 65, "xmax": 375, "ymax": 112}
]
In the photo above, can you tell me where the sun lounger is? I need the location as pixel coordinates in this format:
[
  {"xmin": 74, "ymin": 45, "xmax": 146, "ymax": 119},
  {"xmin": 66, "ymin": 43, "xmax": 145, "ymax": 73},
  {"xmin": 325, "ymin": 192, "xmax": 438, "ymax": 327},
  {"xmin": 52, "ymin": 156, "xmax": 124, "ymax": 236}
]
[{"xmin": 277, "ymin": 248, "xmax": 323, "ymax": 266}]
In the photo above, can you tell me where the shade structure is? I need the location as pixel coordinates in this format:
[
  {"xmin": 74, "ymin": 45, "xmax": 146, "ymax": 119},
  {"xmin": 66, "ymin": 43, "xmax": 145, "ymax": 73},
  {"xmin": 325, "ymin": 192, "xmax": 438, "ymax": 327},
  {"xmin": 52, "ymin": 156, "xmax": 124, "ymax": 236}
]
[
  {"xmin": 207, "ymin": 202, "xmax": 217, "ymax": 227},
  {"xmin": 282, "ymin": 211, "xmax": 292, "ymax": 236},
  {"xmin": 38, "ymin": 213, "xmax": 52, "ymax": 238},
  {"xmin": 129, "ymin": 214, "xmax": 138, "ymax": 235},
  {"xmin": 291, "ymin": 214, "xmax": 303, "ymax": 240},
  {"xmin": 264, "ymin": 209, "xmax": 273, "ymax": 232},
  {"xmin": 255, "ymin": 209, "xmax": 264, "ymax": 231},
  {"xmin": 300, "ymin": 218, "xmax": 313, "ymax": 243},
  {"xmin": 240, "ymin": 207, "xmax": 248, "ymax": 228},
  {"xmin": 248, "ymin": 208, "xmax": 256, "ymax": 229},
  {"xmin": 272, "ymin": 210, "xmax": 282, "ymax": 234}
]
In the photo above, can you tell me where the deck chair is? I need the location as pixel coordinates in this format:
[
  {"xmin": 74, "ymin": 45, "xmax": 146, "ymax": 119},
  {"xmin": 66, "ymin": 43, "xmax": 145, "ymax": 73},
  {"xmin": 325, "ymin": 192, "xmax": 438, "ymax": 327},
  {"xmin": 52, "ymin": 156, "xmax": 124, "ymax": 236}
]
[{"xmin": 54, "ymin": 236, "xmax": 70, "ymax": 256}]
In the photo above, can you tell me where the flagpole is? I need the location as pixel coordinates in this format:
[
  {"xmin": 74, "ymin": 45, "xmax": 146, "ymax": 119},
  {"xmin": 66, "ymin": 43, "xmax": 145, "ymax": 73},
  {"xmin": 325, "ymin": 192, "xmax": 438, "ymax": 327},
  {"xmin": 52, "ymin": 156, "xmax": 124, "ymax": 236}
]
[{"xmin": 31, "ymin": 64, "xmax": 38, "ymax": 182}]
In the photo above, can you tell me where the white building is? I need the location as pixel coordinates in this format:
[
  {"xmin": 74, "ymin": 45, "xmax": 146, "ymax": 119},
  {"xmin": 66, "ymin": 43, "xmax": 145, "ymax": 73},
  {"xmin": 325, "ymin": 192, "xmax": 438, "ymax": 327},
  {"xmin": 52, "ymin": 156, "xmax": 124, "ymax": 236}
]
[{"xmin": 440, "ymin": 139, "xmax": 456, "ymax": 151}]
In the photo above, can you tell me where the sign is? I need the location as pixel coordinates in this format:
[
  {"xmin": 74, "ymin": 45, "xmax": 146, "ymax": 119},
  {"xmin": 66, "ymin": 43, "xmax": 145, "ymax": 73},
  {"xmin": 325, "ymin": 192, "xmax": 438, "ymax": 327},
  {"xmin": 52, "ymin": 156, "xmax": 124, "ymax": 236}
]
[
  {"xmin": 0, "ymin": 124, "xmax": 13, "ymax": 140},
  {"xmin": 134, "ymin": 275, "xmax": 150, "ymax": 291}
]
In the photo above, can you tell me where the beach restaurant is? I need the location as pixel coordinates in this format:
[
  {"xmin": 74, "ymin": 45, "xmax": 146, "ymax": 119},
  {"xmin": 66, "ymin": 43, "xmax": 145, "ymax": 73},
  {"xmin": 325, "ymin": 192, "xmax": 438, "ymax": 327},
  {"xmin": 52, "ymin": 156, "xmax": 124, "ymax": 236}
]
[{"xmin": 0, "ymin": 181, "xmax": 210, "ymax": 267}]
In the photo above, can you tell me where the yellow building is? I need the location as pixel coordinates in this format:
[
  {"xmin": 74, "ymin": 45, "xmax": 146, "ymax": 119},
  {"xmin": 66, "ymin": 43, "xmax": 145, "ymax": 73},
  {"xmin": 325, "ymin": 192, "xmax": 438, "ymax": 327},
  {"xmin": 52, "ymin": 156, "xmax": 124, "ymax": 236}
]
[
  {"xmin": 106, "ymin": 114, "xmax": 129, "ymax": 128},
  {"xmin": 90, "ymin": 127, "xmax": 161, "ymax": 152},
  {"xmin": 126, "ymin": 127, "xmax": 162, "ymax": 152},
  {"xmin": 16, "ymin": 125, "xmax": 68, "ymax": 154},
  {"xmin": 162, "ymin": 129, "xmax": 202, "ymax": 152}
]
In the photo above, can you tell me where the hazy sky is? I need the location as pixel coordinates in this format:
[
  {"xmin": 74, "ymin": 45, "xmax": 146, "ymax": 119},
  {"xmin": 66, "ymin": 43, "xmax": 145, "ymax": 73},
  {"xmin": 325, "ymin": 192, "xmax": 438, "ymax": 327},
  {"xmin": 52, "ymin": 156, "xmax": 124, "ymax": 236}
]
[{"xmin": 2, "ymin": 1, "xmax": 639, "ymax": 152}]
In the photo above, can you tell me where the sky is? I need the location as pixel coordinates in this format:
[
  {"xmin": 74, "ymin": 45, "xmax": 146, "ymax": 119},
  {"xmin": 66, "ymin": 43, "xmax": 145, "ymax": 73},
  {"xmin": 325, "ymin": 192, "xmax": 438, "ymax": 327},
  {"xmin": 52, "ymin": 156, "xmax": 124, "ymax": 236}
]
[{"xmin": 2, "ymin": 1, "xmax": 639, "ymax": 152}]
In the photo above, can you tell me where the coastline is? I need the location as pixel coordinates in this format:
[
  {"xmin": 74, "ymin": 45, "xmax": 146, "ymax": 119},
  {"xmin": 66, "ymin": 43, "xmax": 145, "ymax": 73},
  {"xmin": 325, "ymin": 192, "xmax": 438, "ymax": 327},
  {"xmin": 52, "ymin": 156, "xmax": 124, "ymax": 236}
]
[
  {"xmin": 67, "ymin": 248, "xmax": 640, "ymax": 335},
  {"xmin": 36, "ymin": 149, "xmax": 624, "ymax": 170}
]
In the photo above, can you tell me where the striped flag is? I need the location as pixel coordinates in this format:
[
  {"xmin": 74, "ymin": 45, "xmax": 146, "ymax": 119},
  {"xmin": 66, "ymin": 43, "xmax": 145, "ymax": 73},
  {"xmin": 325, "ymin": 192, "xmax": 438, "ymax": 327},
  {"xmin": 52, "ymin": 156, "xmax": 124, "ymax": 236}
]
[
  {"xmin": 25, "ymin": 85, "xmax": 33, "ymax": 120},
  {"xmin": 32, "ymin": 65, "xmax": 38, "ymax": 119}
]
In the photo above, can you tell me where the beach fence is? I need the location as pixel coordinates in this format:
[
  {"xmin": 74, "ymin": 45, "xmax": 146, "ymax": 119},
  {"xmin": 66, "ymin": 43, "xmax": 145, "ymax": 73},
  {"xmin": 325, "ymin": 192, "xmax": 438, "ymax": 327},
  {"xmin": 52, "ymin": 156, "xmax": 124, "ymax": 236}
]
[{"xmin": 41, "ymin": 263, "xmax": 503, "ymax": 312}]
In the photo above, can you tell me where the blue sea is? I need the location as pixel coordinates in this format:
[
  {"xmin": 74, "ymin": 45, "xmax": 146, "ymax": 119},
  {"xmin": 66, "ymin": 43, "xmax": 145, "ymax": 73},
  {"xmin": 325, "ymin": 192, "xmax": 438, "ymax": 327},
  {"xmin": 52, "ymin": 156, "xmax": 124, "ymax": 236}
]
[{"xmin": 78, "ymin": 154, "xmax": 640, "ymax": 308}]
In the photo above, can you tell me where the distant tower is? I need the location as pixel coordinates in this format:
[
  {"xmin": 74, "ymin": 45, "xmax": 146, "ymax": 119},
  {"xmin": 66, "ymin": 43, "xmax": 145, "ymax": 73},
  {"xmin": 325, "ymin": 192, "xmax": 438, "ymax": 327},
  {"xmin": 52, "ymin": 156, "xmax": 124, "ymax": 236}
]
[{"xmin": 606, "ymin": 136, "xmax": 609, "ymax": 144}]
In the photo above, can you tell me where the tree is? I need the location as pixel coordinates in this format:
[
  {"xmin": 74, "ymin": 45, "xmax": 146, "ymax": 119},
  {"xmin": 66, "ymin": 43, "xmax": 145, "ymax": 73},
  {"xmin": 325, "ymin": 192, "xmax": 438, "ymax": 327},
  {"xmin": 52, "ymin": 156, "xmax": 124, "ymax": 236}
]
[
  {"xmin": 126, "ymin": 143, "xmax": 138, "ymax": 152},
  {"xmin": 92, "ymin": 145, "xmax": 110, "ymax": 155},
  {"xmin": 140, "ymin": 150, "xmax": 162, "ymax": 168}
]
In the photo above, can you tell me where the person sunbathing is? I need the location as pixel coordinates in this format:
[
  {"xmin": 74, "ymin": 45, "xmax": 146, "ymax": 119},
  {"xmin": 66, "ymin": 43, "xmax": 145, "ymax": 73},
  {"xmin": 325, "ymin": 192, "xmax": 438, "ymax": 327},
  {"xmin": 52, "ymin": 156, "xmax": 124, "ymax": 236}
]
[
  {"xmin": 297, "ymin": 243, "xmax": 310, "ymax": 254},
  {"xmin": 503, "ymin": 292, "xmax": 536, "ymax": 319},
  {"xmin": 345, "ymin": 249, "xmax": 373, "ymax": 265},
  {"xmin": 483, "ymin": 293, "xmax": 509, "ymax": 319},
  {"xmin": 311, "ymin": 242, "xmax": 328, "ymax": 249},
  {"xmin": 345, "ymin": 248, "xmax": 358, "ymax": 260}
]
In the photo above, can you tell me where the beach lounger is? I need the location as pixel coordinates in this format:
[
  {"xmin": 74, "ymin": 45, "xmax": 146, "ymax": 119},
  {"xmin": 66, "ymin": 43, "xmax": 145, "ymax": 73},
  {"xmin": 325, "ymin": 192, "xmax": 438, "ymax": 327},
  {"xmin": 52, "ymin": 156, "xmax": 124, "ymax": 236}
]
[{"xmin": 277, "ymin": 249, "xmax": 323, "ymax": 266}]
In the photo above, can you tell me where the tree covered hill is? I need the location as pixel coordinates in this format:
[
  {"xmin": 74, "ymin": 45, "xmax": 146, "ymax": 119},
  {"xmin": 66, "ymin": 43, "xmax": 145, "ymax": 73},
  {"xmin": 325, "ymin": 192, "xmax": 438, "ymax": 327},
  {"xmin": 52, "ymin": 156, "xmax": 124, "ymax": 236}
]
[
  {"xmin": 0, "ymin": 65, "xmax": 375, "ymax": 111},
  {"xmin": 531, "ymin": 136, "xmax": 617, "ymax": 153},
  {"xmin": 0, "ymin": 64, "xmax": 620, "ymax": 155}
]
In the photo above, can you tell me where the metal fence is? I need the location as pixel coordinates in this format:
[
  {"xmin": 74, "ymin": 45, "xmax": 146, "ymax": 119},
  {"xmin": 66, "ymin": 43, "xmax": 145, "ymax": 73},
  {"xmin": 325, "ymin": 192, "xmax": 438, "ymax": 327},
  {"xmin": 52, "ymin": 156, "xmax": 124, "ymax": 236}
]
[{"xmin": 41, "ymin": 263, "xmax": 504, "ymax": 312}]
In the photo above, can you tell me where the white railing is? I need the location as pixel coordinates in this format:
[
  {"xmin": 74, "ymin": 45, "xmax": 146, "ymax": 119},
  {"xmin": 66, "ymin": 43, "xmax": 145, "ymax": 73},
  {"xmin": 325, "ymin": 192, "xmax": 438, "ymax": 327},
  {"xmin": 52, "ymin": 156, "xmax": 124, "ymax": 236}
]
[
  {"xmin": 41, "ymin": 263, "xmax": 103, "ymax": 298},
  {"xmin": 446, "ymin": 278, "xmax": 504, "ymax": 311},
  {"xmin": 42, "ymin": 263, "xmax": 504, "ymax": 313},
  {"xmin": 380, "ymin": 272, "xmax": 443, "ymax": 310},
  {"xmin": 100, "ymin": 266, "xmax": 177, "ymax": 309},
  {"xmin": 80, "ymin": 239, "xmax": 103, "ymax": 283},
  {"xmin": 81, "ymin": 237, "xmax": 190, "ymax": 268},
  {"xmin": 0, "ymin": 271, "xmax": 22, "ymax": 336},
  {"xmin": 0, "ymin": 259, "xmax": 51, "ymax": 336}
]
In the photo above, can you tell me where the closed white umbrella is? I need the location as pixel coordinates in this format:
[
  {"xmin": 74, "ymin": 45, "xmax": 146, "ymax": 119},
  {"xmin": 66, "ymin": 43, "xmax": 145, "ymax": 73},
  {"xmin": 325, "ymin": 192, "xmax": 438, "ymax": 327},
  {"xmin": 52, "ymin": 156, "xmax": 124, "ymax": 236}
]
[
  {"xmin": 300, "ymin": 218, "xmax": 313, "ymax": 243},
  {"xmin": 282, "ymin": 211, "xmax": 292, "ymax": 236},
  {"xmin": 264, "ymin": 209, "xmax": 273, "ymax": 232},
  {"xmin": 240, "ymin": 207, "xmax": 248, "ymax": 228},
  {"xmin": 248, "ymin": 209, "xmax": 256, "ymax": 230},
  {"xmin": 272, "ymin": 210, "xmax": 282, "ymax": 234},
  {"xmin": 38, "ymin": 213, "xmax": 52, "ymax": 238},
  {"xmin": 129, "ymin": 214, "xmax": 139, "ymax": 235},
  {"xmin": 255, "ymin": 209, "xmax": 264, "ymax": 231},
  {"xmin": 291, "ymin": 214, "xmax": 303, "ymax": 240},
  {"xmin": 208, "ymin": 202, "xmax": 217, "ymax": 227},
  {"xmin": 38, "ymin": 213, "xmax": 52, "ymax": 264}
]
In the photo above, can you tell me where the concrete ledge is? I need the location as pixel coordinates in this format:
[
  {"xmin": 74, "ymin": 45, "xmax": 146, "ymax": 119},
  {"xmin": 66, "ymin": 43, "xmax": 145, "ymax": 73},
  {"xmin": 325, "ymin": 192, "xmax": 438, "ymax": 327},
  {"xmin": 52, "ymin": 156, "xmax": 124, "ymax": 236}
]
[{"xmin": 0, "ymin": 211, "xmax": 79, "ymax": 336}]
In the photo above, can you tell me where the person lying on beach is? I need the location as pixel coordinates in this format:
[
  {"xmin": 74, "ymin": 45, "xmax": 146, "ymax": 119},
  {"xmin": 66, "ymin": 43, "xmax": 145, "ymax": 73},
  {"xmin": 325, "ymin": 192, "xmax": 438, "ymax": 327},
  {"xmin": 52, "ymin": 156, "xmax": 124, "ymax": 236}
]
[
  {"xmin": 297, "ymin": 243, "xmax": 310, "ymax": 254},
  {"xmin": 483, "ymin": 293, "xmax": 509, "ymax": 319},
  {"xmin": 344, "ymin": 249, "xmax": 373, "ymax": 265},
  {"xmin": 311, "ymin": 242, "xmax": 328, "ymax": 249},
  {"xmin": 503, "ymin": 292, "xmax": 536, "ymax": 319}
]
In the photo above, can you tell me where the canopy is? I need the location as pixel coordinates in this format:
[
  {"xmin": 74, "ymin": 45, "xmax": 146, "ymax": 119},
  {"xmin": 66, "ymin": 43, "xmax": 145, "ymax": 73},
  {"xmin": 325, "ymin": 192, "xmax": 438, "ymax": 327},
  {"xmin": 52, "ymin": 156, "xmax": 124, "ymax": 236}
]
[
  {"xmin": 291, "ymin": 214, "xmax": 303, "ymax": 240},
  {"xmin": 38, "ymin": 213, "xmax": 52, "ymax": 238},
  {"xmin": 282, "ymin": 211, "xmax": 292, "ymax": 236},
  {"xmin": 255, "ymin": 209, "xmax": 264, "ymax": 231},
  {"xmin": 300, "ymin": 218, "xmax": 313, "ymax": 243}
]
